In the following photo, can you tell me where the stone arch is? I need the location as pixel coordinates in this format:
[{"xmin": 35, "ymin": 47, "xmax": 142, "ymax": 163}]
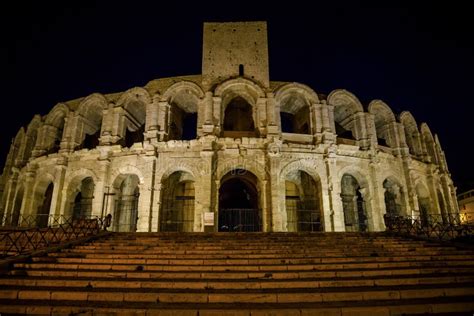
[
  {"xmin": 32, "ymin": 171, "xmax": 55, "ymax": 227},
  {"xmin": 42, "ymin": 103, "xmax": 69, "ymax": 154},
  {"xmin": 63, "ymin": 169, "xmax": 98, "ymax": 218},
  {"xmin": 17, "ymin": 116, "xmax": 42, "ymax": 165},
  {"xmin": 10, "ymin": 128, "xmax": 25, "ymax": 168},
  {"xmin": 76, "ymin": 93, "xmax": 108, "ymax": 150},
  {"xmin": 337, "ymin": 166, "xmax": 371, "ymax": 232},
  {"xmin": 400, "ymin": 111, "xmax": 422, "ymax": 157},
  {"xmin": 382, "ymin": 176, "xmax": 406, "ymax": 217},
  {"xmin": 327, "ymin": 89, "xmax": 364, "ymax": 140},
  {"xmin": 368, "ymin": 100, "xmax": 396, "ymax": 147},
  {"xmin": 117, "ymin": 88, "xmax": 150, "ymax": 147},
  {"xmin": 216, "ymin": 158, "xmax": 267, "ymax": 185},
  {"xmin": 280, "ymin": 162, "xmax": 324, "ymax": 232},
  {"xmin": 109, "ymin": 165, "xmax": 145, "ymax": 187},
  {"xmin": 159, "ymin": 170, "xmax": 196, "ymax": 232},
  {"xmin": 110, "ymin": 173, "xmax": 141, "ymax": 232},
  {"xmin": 162, "ymin": 81, "xmax": 204, "ymax": 141},
  {"xmin": 420, "ymin": 123, "xmax": 438, "ymax": 164},
  {"xmin": 218, "ymin": 168, "xmax": 262, "ymax": 232},
  {"xmin": 415, "ymin": 180, "xmax": 431, "ymax": 226},
  {"xmin": 275, "ymin": 83, "xmax": 319, "ymax": 134},
  {"xmin": 215, "ymin": 78, "xmax": 265, "ymax": 136}
]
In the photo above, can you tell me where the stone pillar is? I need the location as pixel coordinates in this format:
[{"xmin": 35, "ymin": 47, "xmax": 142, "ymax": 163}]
[
  {"xmin": 266, "ymin": 93, "xmax": 280, "ymax": 135},
  {"xmin": 322, "ymin": 102, "xmax": 336, "ymax": 144},
  {"xmin": 145, "ymin": 98, "xmax": 160, "ymax": 142},
  {"xmin": 202, "ymin": 92, "xmax": 215, "ymax": 135},
  {"xmin": 256, "ymin": 97, "xmax": 267, "ymax": 136},
  {"xmin": 213, "ymin": 97, "xmax": 222, "ymax": 135},
  {"xmin": 324, "ymin": 147, "xmax": 344, "ymax": 231},
  {"xmin": 157, "ymin": 101, "xmax": 169, "ymax": 141},
  {"xmin": 311, "ymin": 103, "xmax": 323, "ymax": 144},
  {"xmin": 197, "ymin": 151, "xmax": 214, "ymax": 232},
  {"xmin": 51, "ymin": 161, "xmax": 67, "ymax": 219},
  {"xmin": 21, "ymin": 166, "xmax": 37, "ymax": 218},
  {"xmin": 261, "ymin": 179, "xmax": 269, "ymax": 232}
]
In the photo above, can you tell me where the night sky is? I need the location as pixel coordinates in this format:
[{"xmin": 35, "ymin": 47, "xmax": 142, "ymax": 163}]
[{"xmin": 2, "ymin": 1, "xmax": 473, "ymax": 193}]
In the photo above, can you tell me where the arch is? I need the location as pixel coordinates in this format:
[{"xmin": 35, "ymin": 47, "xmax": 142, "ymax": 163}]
[
  {"xmin": 420, "ymin": 123, "xmax": 438, "ymax": 164},
  {"xmin": 382, "ymin": 176, "xmax": 406, "ymax": 217},
  {"xmin": 218, "ymin": 169, "xmax": 261, "ymax": 232},
  {"xmin": 275, "ymin": 83, "xmax": 318, "ymax": 134},
  {"xmin": 327, "ymin": 89, "xmax": 363, "ymax": 140},
  {"xmin": 45, "ymin": 103, "xmax": 69, "ymax": 127},
  {"xmin": 117, "ymin": 88, "xmax": 150, "ymax": 146},
  {"xmin": 111, "ymin": 173, "xmax": 141, "ymax": 232},
  {"xmin": 162, "ymin": 81, "xmax": 203, "ymax": 141},
  {"xmin": 340, "ymin": 173, "xmax": 368, "ymax": 232},
  {"xmin": 43, "ymin": 103, "xmax": 69, "ymax": 154},
  {"xmin": 159, "ymin": 170, "xmax": 195, "ymax": 232},
  {"xmin": 415, "ymin": 180, "xmax": 431, "ymax": 226},
  {"xmin": 214, "ymin": 77, "xmax": 265, "ymax": 101},
  {"xmin": 76, "ymin": 93, "xmax": 108, "ymax": 150},
  {"xmin": 63, "ymin": 169, "xmax": 98, "ymax": 218},
  {"xmin": 32, "ymin": 172, "xmax": 55, "ymax": 228},
  {"xmin": 284, "ymin": 170, "xmax": 323, "ymax": 232},
  {"xmin": 109, "ymin": 165, "xmax": 145, "ymax": 187},
  {"xmin": 17, "ymin": 115, "xmax": 42, "ymax": 165},
  {"xmin": 223, "ymin": 96, "xmax": 255, "ymax": 132},
  {"xmin": 399, "ymin": 111, "xmax": 421, "ymax": 156},
  {"xmin": 368, "ymin": 100, "xmax": 396, "ymax": 147},
  {"xmin": 216, "ymin": 158, "xmax": 267, "ymax": 185}
]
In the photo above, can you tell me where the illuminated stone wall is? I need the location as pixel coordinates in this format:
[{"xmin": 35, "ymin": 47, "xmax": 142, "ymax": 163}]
[{"xmin": 0, "ymin": 22, "xmax": 458, "ymax": 232}]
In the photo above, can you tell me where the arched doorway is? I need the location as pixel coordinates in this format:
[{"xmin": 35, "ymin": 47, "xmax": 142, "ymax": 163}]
[
  {"xmin": 341, "ymin": 174, "xmax": 367, "ymax": 232},
  {"xmin": 416, "ymin": 182, "xmax": 431, "ymax": 226},
  {"xmin": 219, "ymin": 169, "xmax": 261, "ymax": 232},
  {"xmin": 285, "ymin": 170, "xmax": 323, "ymax": 232},
  {"xmin": 160, "ymin": 171, "xmax": 195, "ymax": 232},
  {"xmin": 112, "ymin": 175, "xmax": 140, "ymax": 232},
  {"xmin": 37, "ymin": 183, "xmax": 54, "ymax": 228},
  {"xmin": 71, "ymin": 177, "xmax": 95, "ymax": 219},
  {"xmin": 223, "ymin": 97, "xmax": 255, "ymax": 136},
  {"xmin": 383, "ymin": 178, "xmax": 405, "ymax": 217}
]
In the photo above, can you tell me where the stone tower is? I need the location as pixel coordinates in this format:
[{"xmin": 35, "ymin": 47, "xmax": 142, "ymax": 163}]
[{"xmin": 202, "ymin": 21, "xmax": 269, "ymax": 90}]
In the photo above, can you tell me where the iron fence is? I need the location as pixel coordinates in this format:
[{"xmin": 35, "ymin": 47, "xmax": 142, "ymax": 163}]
[
  {"xmin": 219, "ymin": 208, "xmax": 261, "ymax": 232},
  {"xmin": 0, "ymin": 215, "xmax": 111, "ymax": 258},
  {"xmin": 384, "ymin": 212, "xmax": 473, "ymax": 241},
  {"xmin": 287, "ymin": 209, "xmax": 323, "ymax": 232}
]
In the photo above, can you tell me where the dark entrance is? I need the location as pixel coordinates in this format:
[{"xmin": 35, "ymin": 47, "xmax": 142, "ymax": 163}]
[{"xmin": 219, "ymin": 171, "xmax": 261, "ymax": 232}]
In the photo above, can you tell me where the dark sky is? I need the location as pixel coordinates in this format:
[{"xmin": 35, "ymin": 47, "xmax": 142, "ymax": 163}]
[{"xmin": 2, "ymin": 1, "xmax": 473, "ymax": 193}]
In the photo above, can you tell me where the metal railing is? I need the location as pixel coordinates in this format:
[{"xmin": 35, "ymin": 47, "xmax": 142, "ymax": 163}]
[
  {"xmin": 287, "ymin": 209, "xmax": 323, "ymax": 232},
  {"xmin": 384, "ymin": 212, "xmax": 473, "ymax": 241},
  {"xmin": 218, "ymin": 208, "xmax": 262, "ymax": 232},
  {"xmin": 0, "ymin": 214, "xmax": 112, "ymax": 258}
]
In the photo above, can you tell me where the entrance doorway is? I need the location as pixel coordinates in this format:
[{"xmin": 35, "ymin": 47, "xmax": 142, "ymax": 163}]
[{"xmin": 219, "ymin": 170, "xmax": 261, "ymax": 232}]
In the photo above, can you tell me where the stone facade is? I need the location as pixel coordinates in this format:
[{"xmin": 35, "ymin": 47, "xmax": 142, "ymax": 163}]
[{"xmin": 0, "ymin": 22, "xmax": 458, "ymax": 232}]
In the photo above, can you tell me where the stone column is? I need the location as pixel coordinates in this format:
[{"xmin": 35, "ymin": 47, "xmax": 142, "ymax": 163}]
[
  {"xmin": 145, "ymin": 98, "xmax": 159, "ymax": 143},
  {"xmin": 213, "ymin": 97, "xmax": 222, "ymax": 135},
  {"xmin": 256, "ymin": 97, "xmax": 267, "ymax": 136},
  {"xmin": 157, "ymin": 101, "xmax": 169, "ymax": 141},
  {"xmin": 202, "ymin": 92, "xmax": 215, "ymax": 135},
  {"xmin": 324, "ymin": 148, "xmax": 344, "ymax": 231}
]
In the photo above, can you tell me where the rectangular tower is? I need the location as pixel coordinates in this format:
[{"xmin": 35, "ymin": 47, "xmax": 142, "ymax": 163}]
[{"xmin": 202, "ymin": 21, "xmax": 269, "ymax": 90}]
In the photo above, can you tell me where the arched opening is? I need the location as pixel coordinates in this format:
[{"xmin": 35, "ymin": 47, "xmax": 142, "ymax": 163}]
[
  {"xmin": 112, "ymin": 175, "xmax": 140, "ymax": 232},
  {"xmin": 383, "ymin": 178, "xmax": 405, "ymax": 217},
  {"xmin": 125, "ymin": 124, "xmax": 145, "ymax": 148},
  {"xmin": 223, "ymin": 97, "xmax": 255, "ymax": 133},
  {"xmin": 285, "ymin": 170, "xmax": 323, "ymax": 232},
  {"xmin": 83, "ymin": 129, "xmax": 101, "ymax": 150},
  {"xmin": 11, "ymin": 186, "xmax": 24, "ymax": 226},
  {"xmin": 279, "ymin": 92, "xmax": 311, "ymax": 134},
  {"xmin": 37, "ymin": 183, "xmax": 54, "ymax": 228},
  {"xmin": 160, "ymin": 171, "xmax": 195, "ymax": 232},
  {"xmin": 369, "ymin": 101, "xmax": 396, "ymax": 148},
  {"xmin": 437, "ymin": 190, "xmax": 447, "ymax": 223},
  {"xmin": 341, "ymin": 174, "xmax": 367, "ymax": 232},
  {"xmin": 167, "ymin": 89, "xmax": 199, "ymax": 141},
  {"xmin": 416, "ymin": 182, "xmax": 431, "ymax": 226},
  {"xmin": 219, "ymin": 169, "xmax": 260, "ymax": 232},
  {"xmin": 71, "ymin": 177, "xmax": 95, "ymax": 219}
]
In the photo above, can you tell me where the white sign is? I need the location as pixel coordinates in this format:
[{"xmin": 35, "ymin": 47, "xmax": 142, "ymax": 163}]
[{"xmin": 203, "ymin": 212, "xmax": 215, "ymax": 226}]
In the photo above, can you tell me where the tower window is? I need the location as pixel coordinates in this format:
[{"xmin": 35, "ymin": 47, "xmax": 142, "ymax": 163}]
[{"xmin": 239, "ymin": 64, "xmax": 244, "ymax": 76}]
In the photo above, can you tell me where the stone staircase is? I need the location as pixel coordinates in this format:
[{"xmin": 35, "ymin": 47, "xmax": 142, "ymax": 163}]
[{"xmin": 1, "ymin": 232, "xmax": 474, "ymax": 315}]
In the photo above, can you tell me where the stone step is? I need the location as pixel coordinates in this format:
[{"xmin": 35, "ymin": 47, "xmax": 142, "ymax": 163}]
[
  {"xmin": 2, "ymin": 274, "xmax": 474, "ymax": 290},
  {"xmin": 10, "ymin": 266, "xmax": 474, "ymax": 280},
  {"xmin": 1, "ymin": 284, "xmax": 473, "ymax": 304},
  {"xmin": 1, "ymin": 296, "xmax": 473, "ymax": 315}
]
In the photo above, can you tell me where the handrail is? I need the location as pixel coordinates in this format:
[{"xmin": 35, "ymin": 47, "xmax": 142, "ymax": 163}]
[
  {"xmin": 383, "ymin": 212, "xmax": 473, "ymax": 241},
  {"xmin": 0, "ymin": 215, "xmax": 112, "ymax": 258}
]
